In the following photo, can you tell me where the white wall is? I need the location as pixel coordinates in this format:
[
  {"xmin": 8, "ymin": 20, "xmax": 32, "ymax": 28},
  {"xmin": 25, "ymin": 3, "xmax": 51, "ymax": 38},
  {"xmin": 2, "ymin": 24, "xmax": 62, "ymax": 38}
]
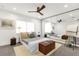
[
  {"xmin": 41, "ymin": 21, "xmax": 45, "ymax": 37},
  {"xmin": 0, "ymin": 10, "xmax": 41, "ymax": 46},
  {"xmin": 53, "ymin": 23, "xmax": 67, "ymax": 35},
  {"xmin": 0, "ymin": 29, "xmax": 16, "ymax": 46},
  {"xmin": 42, "ymin": 21, "xmax": 67, "ymax": 36},
  {"xmin": 42, "ymin": 17, "xmax": 69, "ymax": 36},
  {"xmin": 0, "ymin": 11, "xmax": 16, "ymax": 46}
]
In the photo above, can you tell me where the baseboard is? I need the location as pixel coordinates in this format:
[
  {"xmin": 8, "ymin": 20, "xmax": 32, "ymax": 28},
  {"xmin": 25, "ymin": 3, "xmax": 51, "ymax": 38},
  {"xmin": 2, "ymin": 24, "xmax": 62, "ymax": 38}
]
[{"xmin": 0, "ymin": 43, "xmax": 10, "ymax": 46}]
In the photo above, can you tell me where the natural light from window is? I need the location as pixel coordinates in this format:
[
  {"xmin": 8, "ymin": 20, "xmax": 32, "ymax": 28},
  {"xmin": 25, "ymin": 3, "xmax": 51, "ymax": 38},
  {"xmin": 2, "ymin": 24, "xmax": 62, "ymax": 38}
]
[
  {"xmin": 45, "ymin": 22, "xmax": 52, "ymax": 33},
  {"xmin": 26, "ymin": 22, "xmax": 34, "ymax": 33},
  {"xmin": 16, "ymin": 20, "xmax": 35, "ymax": 33}
]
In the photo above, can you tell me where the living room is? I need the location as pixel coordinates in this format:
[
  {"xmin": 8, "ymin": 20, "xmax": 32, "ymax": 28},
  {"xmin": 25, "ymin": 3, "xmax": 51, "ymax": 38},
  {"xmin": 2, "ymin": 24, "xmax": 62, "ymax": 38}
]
[{"xmin": 0, "ymin": 3, "xmax": 79, "ymax": 56}]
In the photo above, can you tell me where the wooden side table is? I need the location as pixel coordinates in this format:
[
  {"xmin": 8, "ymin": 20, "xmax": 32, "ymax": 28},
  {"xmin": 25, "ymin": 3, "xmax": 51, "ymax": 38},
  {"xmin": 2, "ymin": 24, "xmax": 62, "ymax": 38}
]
[
  {"xmin": 39, "ymin": 40, "xmax": 55, "ymax": 55},
  {"xmin": 10, "ymin": 37, "xmax": 16, "ymax": 45}
]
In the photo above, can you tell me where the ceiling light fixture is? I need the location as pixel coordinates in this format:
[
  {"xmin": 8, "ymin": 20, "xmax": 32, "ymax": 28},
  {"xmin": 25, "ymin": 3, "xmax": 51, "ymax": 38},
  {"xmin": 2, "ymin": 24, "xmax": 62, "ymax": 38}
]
[{"xmin": 64, "ymin": 4, "xmax": 68, "ymax": 8}]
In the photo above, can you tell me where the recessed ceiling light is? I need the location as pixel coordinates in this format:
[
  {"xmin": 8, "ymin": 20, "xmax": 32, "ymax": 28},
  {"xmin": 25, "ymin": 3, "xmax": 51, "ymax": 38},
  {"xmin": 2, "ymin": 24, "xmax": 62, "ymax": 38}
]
[
  {"xmin": 13, "ymin": 8, "xmax": 16, "ymax": 10},
  {"xmin": 64, "ymin": 4, "xmax": 68, "ymax": 8}
]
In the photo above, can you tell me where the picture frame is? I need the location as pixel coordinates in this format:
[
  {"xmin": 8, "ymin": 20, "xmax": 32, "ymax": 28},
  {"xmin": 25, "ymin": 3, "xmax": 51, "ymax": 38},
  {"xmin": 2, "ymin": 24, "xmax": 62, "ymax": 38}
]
[{"xmin": 1, "ymin": 19, "xmax": 15, "ymax": 28}]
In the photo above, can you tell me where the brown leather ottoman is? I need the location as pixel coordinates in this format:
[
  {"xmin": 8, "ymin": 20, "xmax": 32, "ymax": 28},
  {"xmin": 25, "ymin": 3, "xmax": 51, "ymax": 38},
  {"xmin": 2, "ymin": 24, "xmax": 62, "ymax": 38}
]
[{"xmin": 39, "ymin": 40, "xmax": 55, "ymax": 55}]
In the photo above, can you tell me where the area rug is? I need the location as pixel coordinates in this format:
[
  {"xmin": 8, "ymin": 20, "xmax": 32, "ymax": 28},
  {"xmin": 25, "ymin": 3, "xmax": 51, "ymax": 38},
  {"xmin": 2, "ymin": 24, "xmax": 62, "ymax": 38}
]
[
  {"xmin": 14, "ymin": 43, "xmax": 62, "ymax": 56},
  {"xmin": 14, "ymin": 45, "xmax": 33, "ymax": 56}
]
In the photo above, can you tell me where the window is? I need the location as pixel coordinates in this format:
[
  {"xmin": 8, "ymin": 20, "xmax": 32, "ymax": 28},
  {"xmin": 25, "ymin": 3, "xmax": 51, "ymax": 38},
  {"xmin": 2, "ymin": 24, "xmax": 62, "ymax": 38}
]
[
  {"xmin": 45, "ymin": 22, "xmax": 52, "ymax": 33},
  {"xmin": 16, "ymin": 20, "xmax": 27, "ymax": 33},
  {"xmin": 26, "ymin": 22, "xmax": 34, "ymax": 33},
  {"xmin": 16, "ymin": 20, "xmax": 35, "ymax": 33}
]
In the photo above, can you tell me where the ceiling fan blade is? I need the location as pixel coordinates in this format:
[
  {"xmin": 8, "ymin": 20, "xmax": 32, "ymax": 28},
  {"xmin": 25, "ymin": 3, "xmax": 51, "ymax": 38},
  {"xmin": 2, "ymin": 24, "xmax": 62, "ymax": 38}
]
[
  {"xmin": 38, "ymin": 12, "xmax": 43, "ymax": 15},
  {"xmin": 37, "ymin": 7, "xmax": 40, "ymax": 11},
  {"xmin": 37, "ymin": 5, "xmax": 45, "ymax": 12}
]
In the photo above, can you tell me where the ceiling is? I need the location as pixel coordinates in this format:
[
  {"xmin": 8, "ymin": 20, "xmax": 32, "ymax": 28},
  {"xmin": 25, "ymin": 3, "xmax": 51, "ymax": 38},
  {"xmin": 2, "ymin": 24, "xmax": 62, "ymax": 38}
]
[{"xmin": 0, "ymin": 3, "xmax": 79, "ymax": 20}]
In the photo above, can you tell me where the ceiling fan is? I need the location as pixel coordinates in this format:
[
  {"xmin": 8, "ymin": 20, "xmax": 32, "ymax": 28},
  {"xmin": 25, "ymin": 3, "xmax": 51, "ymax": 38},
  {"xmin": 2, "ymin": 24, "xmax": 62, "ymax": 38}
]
[
  {"xmin": 57, "ymin": 19, "xmax": 62, "ymax": 23},
  {"xmin": 51, "ymin": 19, "xmax": 62, "ymax": 24},
  {"xmin": 28, "ymin": 5, "xmax": 46, "ymax": 15}
]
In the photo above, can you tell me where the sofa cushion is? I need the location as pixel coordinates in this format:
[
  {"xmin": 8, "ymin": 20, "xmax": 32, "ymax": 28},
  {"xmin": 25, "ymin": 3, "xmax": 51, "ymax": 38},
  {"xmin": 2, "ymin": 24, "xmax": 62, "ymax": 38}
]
[
  {"xmin": 29, "ymin": 32, "xmax": 36, "ymax": 38},
  {"xmin": 20, "ymin": 32, "xmax": 29, "ymax": 39}
]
